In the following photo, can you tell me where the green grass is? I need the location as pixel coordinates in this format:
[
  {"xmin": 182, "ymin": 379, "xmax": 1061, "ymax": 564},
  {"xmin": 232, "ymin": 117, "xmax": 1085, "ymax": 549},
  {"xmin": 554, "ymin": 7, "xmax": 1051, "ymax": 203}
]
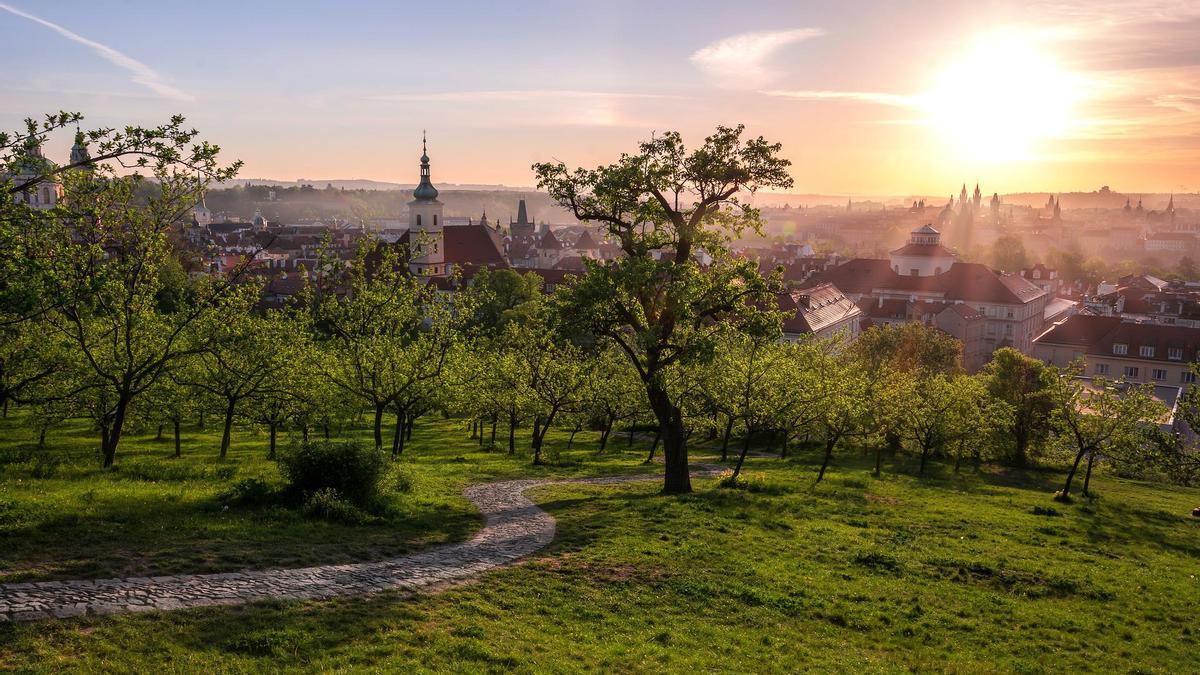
[{"xmin": 1, "ymin": 412, "xmax": 1199, "ymax": 672}]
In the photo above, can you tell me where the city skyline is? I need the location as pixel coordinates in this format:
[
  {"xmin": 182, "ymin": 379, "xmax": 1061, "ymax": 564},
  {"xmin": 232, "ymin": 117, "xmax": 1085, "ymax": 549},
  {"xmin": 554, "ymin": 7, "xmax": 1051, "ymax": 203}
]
[{"xmin": 3, "ymin": 0, "xmax": 1199, "ymax": 194}]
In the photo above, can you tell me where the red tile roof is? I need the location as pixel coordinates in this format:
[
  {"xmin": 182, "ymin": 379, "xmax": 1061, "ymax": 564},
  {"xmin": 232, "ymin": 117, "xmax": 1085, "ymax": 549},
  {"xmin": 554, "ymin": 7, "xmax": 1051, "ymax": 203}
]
[{"xmin": 804, "ymin": 259, "xmax": 1046, "ymax": 305}]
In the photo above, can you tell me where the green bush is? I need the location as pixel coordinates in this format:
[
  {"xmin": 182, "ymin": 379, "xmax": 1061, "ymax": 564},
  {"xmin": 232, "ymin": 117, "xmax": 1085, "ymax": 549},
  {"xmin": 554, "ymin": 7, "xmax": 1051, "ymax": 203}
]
[
  {"xmin": 302, "ymin": 487, "xmax": 368, "ymax": 524},
  {"xmin": 276, "ymin": 440, "xmax": 385, "ymax": 507},
  {"xmin": 221, "ymin": 478, "xmax": 278, "ymax": 508}
]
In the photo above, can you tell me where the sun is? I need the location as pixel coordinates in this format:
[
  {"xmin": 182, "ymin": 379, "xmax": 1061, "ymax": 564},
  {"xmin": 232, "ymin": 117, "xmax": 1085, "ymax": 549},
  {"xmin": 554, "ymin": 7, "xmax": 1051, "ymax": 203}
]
[{"xmin": 920, "ymin": 30, "xmax": 1081, "ymax": 162}]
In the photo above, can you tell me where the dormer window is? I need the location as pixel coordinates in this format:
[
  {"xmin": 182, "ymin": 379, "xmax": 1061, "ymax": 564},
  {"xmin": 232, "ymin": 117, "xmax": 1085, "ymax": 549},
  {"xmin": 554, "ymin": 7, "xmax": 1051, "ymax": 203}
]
[
  {"xmin": 1033, "ymin": 270, "xmax": 1041, "ymax": 279},
  {"xmin": 1139, "ymin": 345, "xmax": 1155, "ymax": 358},
  {"xmin": 1113, "ymin": 343, "xmax": 1128, "ymax": 355}
]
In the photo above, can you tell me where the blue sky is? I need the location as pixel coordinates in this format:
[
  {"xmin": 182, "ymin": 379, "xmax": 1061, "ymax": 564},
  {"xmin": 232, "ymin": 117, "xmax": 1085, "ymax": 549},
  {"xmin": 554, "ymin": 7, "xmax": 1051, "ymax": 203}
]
[{"xmin": 3, "ymin": 1, "xmax": 1198, "ymax": 194}]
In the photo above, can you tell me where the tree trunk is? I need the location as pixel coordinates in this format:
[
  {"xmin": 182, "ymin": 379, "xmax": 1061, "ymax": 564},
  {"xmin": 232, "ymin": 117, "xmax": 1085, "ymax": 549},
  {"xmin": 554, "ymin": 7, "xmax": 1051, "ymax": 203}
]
[
  {"xmin": 873, "ymin": 444, "xmax": 883, "ymax": 477},
  {"xmin": 156, "ymin": 424, "xmax": 164, "ymax": 441},
  {"xmin": 219, "ymin": 399, "xmax": 236, "ymax": 460},
  {"xmin": 301, "ymin": 424, "xmax": 309, "ymax": 442},
  {"xmin": 628, "ymin": 424, "xmax": 636, "ymax": 447},
  {"xmin": 816, "ymin": 436, "xmax": 837, "ymax": 483},
  {"xmin": 567, "ymin": 424, "xmax": 579, "ymax": 451},
  {"xmin": 1013, "ymin": 424, "xmax": 1029, "ymax": 468},
  {"xmin": 648, "ymin": 385, "xmax": 690, "ymax": 494},
  {"xmin": 268, "ymin": 422, "xmax": 278, "ymax": 460},
  {"xmin": 37, "ymin": 425, "xmax": 47, "ymax": 448},
  {"xmin": 780, "ymin": 431, "xmax": 789, "ymax": 459},
  {"xmin": 405, "ymin": 416, "xmax": 414, "ymax": 441},
  {"xmin": 1059, "ymin": 446, "xmax": 1088, "ymax": 499},
  {"xmin": 372, "ymin": 402, "xmax": 386, "ymax": 451},
  {"xmin": 1082, "ymin": 451, "xmax": 1097, "ymax": 496},
  {"xmin": 720, "ymin": 416, "xmax": 733, "ymax": 462},
  {"xmin": 470, "ymin": 419, "xmax": 478, "ymax": 439},
  {"xmin": 197, "ymin": 409, "xmax": 205, "ymax": 432},
  {"xmin": 322, "ymin": 422, "xmax": 331, "ymax": 440},
  {"xmin": 174, "ymin": 420, "xmax": 182, "ymax": 458},
  {"xmin": 644, "ymin": 429, "xmax": 661, "ymax": 464},
  {"xmin": 102, "ymin": 396, "xmax": 132, "ymax": 468},
  {"xmin": 508, "ymin": 410, "xmax": 517, "ymax": 455},
  {"xmin": 732, "ymin": 425, "xmax": 753, "ymax": 479},
  {"xmin": 490, "ymin": 415, "xmax": 498, "ymax": 448},
  {"xmin": 919, "ymin": 442, "xmax": 931, "ymax": 475},
  {"xmin": 392, "ymin": 408, "xmax": 404, "ymax": 458},
  {"xmin": 599, "ymin": 416, "xmax": 613, "ymax": 452}
]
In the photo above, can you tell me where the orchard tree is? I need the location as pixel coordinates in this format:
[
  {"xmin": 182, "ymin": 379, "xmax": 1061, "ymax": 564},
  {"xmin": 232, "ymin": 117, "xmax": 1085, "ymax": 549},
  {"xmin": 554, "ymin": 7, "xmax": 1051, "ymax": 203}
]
[
  {"xmin": 585, "ymin": 346, "xmax": 646, "ymax": 453},
  {"xmin": 182, "ymin": 307, "xmax": 294, "ymax": 459},
  {"xmin": 901, "ymin": 374, "xmax": 999, "ymax": 474},
  {"xmin": 703, "ymin": 333, "xmax": 791, "ymax": 478},
  {"xmin": 308, "ymin": 245, "xmax": 458, "ymax": 452},
  {"xmin": 145, "ymin": 370, "xmax": 197, "ymax": 458},
  {"xmin": 984, "ymin": 347, "xmax": 1055, "ymax": 467},
  {"xmin": 1048, "ymin": 365, "xmax": 1163, "ymax": 500},
  {"xmin": 535, "ymin": 125, "xmax": 792, "ymax": 493},
  {"xmin": 809, "ymin": 343, "xmax": 870, "ymax": 483}
]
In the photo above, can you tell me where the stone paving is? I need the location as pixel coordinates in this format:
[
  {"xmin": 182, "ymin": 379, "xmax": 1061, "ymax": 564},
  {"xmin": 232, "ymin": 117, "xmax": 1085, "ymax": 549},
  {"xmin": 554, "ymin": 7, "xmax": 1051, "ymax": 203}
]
[{"xmin": 0, "ymin": 467, "xmax": 718, "ymax": 622}]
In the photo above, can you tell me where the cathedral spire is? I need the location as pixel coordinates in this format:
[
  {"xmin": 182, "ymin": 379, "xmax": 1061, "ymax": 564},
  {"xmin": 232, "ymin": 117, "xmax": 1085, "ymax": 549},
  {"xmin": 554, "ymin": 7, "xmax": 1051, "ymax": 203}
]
[{"xmin": 412, "ymin": 133, "xmax": 439, "ymax": 202}]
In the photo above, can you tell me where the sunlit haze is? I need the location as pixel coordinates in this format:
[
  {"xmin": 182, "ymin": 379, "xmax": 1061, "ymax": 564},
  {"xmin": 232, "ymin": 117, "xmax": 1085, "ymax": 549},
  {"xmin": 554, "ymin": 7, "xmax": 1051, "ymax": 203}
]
[{"xmin": 2, "ymin": 0, "xmax": 1199, "ymax": 195}]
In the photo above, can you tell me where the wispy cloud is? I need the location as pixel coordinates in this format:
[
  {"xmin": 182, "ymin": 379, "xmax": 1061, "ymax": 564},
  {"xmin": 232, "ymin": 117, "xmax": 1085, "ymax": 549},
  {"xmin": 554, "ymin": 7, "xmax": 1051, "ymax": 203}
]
[
  {"xmin": 0, "ymin": 2, "xmax": 192, "ymax": 102},
  {"xmin": 690, "ymin": 28, "xmax": 824, "ymax": 88},
  {"xmin": 367, "ymin": 90, "xmax": 681, "ymax": 103},
  {"xmin": 763, "ymin": 89, "xmax": 917, "ymax": 106}
]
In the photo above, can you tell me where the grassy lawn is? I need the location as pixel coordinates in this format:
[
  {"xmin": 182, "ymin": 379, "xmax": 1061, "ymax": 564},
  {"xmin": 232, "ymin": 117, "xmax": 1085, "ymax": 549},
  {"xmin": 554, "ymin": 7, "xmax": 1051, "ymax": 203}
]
[{"xmin": 1, "ymin": 412, "xmax": 1199, "ymax": 672}]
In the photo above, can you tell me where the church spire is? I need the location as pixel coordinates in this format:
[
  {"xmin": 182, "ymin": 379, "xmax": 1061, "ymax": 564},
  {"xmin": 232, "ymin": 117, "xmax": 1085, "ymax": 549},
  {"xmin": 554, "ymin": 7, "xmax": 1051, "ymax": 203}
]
[{"xmin": 412, "ymin": 132, "xmax": 439, "ymax": 202}]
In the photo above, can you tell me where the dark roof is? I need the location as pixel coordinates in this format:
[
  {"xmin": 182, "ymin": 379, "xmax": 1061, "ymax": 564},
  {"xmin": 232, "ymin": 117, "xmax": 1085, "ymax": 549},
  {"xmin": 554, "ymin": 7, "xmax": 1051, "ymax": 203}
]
[
  {"xmin": 889, "ymin": 242, "xmax": 956, "ymax": 257},
  {"xmin": 537, "ymin": 229, "xmax": 561, "ymax": 250},
  {"xmin": 397, "ymin": 224, "xmax": 508, "ymax": 267},
  {"xmin": 779, "ymin": 283, "xmax": 861, "ymax": 334},
  {"xmin": 1035, "ymin": 315, "xmax": 1200, "ymax": 364},
  {"xmin": 573, "ymin": 230, "xmax": 600, "ymax": 250},
  {"xmin": 1033, "ymin": 315, "xmax": 1122, "ymax": 347},
  {"xmin": 805, "ymin": 259, "xmax": 1046, "ymax": 305}
]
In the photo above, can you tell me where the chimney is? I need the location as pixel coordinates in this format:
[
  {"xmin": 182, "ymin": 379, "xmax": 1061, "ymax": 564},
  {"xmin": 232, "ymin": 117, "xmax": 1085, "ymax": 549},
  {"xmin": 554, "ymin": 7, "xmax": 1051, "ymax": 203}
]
[{"xmin": 797, "ymin": 293, "xmax": 811, "ymax": 309}]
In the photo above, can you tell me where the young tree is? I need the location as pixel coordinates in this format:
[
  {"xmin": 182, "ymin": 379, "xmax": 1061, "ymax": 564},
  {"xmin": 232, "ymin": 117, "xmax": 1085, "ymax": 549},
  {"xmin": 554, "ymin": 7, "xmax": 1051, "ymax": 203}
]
[
  {"xmin": 809, "ymin": 344, "xmax": 869, "ymax": 483},
  {"xmin": 308, "ymin": 245, "xmax": 457, "ymax": 452},
  {"xmin": 901, "ymin": 374, "xmax": 999, "ymax": 474},
  {"xmin": 145, "ymin": 371, "xmax": 197, "ymax": 458},
  {"xmin": 984, "ymin": 347, "xmax": 1055, "ymax": 467},
  {"xmin": 535, "ymin": 125, "xmax": 792, "ymax": 493},
  {"xmin": 585, "ymin": 347, "xmax": 646, "ymax": 453},
  {"xmin": 181, "ymin": 308, "xmax": 296, "ymax": 459},
  {"xmin": 1047, "ymin": 365, "xmax": 1164, "ymax": 500},
  {"xmin": 702, "ymin": 333, "xmax": 790, "ymax": 479}
]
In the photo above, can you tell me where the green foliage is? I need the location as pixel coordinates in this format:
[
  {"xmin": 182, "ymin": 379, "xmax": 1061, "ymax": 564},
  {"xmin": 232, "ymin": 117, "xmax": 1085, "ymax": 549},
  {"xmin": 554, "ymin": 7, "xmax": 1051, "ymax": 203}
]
[
  {"xmin": 276, "ymin": 439, "xmax": 386, "ymax": 507},
  {"xmin": 302, "ymin": 487, "xmax": 369, "ymax": 524},
  {"xmin": 221, "ymin": 478, "xmax": 279, "ymax": 508}
]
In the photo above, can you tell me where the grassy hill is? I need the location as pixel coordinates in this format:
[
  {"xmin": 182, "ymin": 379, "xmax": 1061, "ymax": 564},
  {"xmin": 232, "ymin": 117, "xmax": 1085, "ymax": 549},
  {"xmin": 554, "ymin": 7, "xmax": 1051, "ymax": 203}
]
[{"xmin": 0, "ymin": 413, "xmax": 1197, "ymax": 672}]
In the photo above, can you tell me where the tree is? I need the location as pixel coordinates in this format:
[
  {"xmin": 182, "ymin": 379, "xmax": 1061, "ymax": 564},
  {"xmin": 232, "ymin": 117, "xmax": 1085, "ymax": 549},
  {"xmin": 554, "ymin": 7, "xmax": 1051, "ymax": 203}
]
[
  {"xmin": 145, "ymin": 370, "xmax": 197, "ymax": 458},
  {"xmin": 467, "ymin": 267, "xmax": 545, "ymax": 332},
  {"xmin": 901, "ymin": 374, "xmax": 997, "ymax": 474},
  {"xmin": 991, "ymin": 234, "xmax": 1028, "ymax": 272},
  {"xmin": 984, "ymin": 347, "xmax": 1055, "ymax": 467},
  {"xmin": 182, "ymin": 308, "xmax": 294, "ymax": 459},
  {"xmin": 535, "ymin": 125, "xmax": 793, "ymax": 493},
  {"xmin": 1047, "ymin": 365, "xmax": 1164, "ymax": 500},
  {"xmin": 584, "ymin": 347, "xmax": 646, "ymax": 453},
  {"xmin": 809, "ymin": 344, "xmax": 869, "ymax": 482},
  {"xmin": 308, "ymin": 245, "xmax": 457, "ymax": 452},
  {"xmin": 1, "ymin": 113, "xmax": 241, "ymax": 329},
  {"xmin": 701, "ymin": 333, "xmax": 791, "ymax": 478}
]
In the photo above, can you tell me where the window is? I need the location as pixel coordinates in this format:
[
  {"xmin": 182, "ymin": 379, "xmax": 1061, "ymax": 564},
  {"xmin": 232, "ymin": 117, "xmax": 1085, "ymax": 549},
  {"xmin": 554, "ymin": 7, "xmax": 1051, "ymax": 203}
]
[
  {"xmin": 1152, "ymin": 368, "xmax": 1167, "ymax": 381},
  {"xmin": 433, "ymin": 215, "xmax": 438, "ymax": 226},
  {"xmin": 910, "ymin": 268, "xmax": 919, "ymax": 276},
  {"xmin": 1113, "ymin": 343, "xmax": 1128, "ymax": 355},
  {"xmin": 1139, "ymin": 345, "xmax": 1155, "ymax": 358},
  {"xmin": 1095, "ymin": 363, "xmax": 1110, "ymax": 375},
  {"xmin": 1007, "ymin": 310, "xmax": 1015, "ymax": 319},
  {"xmin": 1182, "ymin": 371, "xmax": 1196, "ymax": 384},
  {"xmin": 1123, "ymin": 366, "xmax": 1139, "ymax": 378},
  {"xmin": 1168, "ymin": 347, "xmax": 1183, "ymax": 361},
  {"xmin": 1033, "ymin": 270, "xmax": 1041, "ymax": 279},
  {"xmin": 416, "ymin": 214, "xmax": 422, "ymax": 226}
]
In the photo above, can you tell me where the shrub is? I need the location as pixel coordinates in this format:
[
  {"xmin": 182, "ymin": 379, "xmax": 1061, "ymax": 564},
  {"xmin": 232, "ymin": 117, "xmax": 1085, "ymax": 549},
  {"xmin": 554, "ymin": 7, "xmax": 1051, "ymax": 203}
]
[
  {"xmin": 302, "ymin": 488, "xmax": 368, "ymax": 524},
  {"xmin": 221, "ymin": 478, "xmax": 278, "ymax": 508},
  {"xmin": 1031, "ymin": 505, "xmax": 1060, "ymax": 517},
  {"xmin": 276, "ymin": 440, "xmax": 385, "ymax": 507},
  {"xmin": 389, "ymin": 466, "xmax": 415, "ymax": 494},
  {"xmin": 716, "ymin": 469, "xmax": 778, "ymax": 493}
]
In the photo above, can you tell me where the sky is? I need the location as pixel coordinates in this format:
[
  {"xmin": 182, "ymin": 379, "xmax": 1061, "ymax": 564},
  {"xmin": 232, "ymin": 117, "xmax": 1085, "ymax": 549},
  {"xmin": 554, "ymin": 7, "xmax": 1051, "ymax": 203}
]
[{"xmin": 2, "ymin": 0, "xmax": 1199, "ymax": 196}]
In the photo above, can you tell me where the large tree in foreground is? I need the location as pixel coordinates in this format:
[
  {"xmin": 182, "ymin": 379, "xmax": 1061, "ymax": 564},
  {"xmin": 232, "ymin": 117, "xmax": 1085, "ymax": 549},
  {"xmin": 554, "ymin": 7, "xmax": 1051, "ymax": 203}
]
[{"xmin": 535, "ymin": 125, "xmax": 792, "ymax": 493}]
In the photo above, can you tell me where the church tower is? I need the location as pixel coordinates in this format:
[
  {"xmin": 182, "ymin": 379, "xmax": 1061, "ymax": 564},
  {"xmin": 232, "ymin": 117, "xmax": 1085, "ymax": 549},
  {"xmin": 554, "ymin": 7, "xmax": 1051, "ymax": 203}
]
[
  {"xmin": 408, "ymin": 134, "xmax": 445, "ymax": 277},
  {"xmin": 972, "ymin": 182, "xmax": 982, "ymax": 212}
]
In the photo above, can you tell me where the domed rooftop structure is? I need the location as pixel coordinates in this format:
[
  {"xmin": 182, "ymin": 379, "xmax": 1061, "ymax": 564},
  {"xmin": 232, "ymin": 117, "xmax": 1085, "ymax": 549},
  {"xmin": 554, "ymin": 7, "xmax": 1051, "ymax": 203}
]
[{"xmin": 412, "ymin": 133, "xmax": 439, "ymax": 202}]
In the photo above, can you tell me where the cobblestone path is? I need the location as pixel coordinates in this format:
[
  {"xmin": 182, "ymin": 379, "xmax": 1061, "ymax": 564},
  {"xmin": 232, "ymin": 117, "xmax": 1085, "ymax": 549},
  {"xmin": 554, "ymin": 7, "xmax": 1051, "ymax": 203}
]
[{"xmin": 0, "ymin": 467, "xmax": 718, "ymax": 622}]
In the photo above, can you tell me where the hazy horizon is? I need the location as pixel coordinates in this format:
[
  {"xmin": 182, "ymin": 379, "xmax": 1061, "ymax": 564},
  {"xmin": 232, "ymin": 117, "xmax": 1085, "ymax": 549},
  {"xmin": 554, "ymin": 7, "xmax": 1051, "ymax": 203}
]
[{"xmin": 3, "ymin": 0, "xmax": 1199, "ymax": 195}]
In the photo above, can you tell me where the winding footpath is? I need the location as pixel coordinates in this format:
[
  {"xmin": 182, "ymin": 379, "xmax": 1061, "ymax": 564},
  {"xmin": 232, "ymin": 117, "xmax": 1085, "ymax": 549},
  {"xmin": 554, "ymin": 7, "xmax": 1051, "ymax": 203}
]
[{"xmin": 0, "ymin": 467, "xmax": 719, "ymax": 622}]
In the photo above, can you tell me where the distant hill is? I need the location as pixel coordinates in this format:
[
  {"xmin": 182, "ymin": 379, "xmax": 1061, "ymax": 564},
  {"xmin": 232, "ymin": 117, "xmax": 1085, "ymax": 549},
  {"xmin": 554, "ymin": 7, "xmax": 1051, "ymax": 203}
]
[{"xmin": 217, "ymin": 178, "xmax": 534, "ymax": 192}]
